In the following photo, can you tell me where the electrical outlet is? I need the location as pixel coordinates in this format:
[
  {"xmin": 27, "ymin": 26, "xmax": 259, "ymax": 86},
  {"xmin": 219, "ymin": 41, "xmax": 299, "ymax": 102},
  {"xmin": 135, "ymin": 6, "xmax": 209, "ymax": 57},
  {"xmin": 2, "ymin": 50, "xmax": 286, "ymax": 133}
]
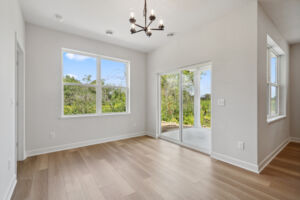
[
  {"xmin": 237, "ymin": 141, "xmax": 245, "ymax": 151},
  {"xmin": 50, "ymin": 131, "xmax": 56, "ymax": 139}
]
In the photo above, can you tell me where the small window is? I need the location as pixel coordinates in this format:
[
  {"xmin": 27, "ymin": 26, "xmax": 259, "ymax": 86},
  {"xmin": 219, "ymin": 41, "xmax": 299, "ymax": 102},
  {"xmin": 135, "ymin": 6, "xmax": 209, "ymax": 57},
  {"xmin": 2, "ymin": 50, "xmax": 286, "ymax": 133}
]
[
  {"xmin": 62, "ymin": 50, "xmax": 129, "ymax": 116},
  {"xmin": 266, "ymin": 35, "xmax": 287, "ymax": 122}
]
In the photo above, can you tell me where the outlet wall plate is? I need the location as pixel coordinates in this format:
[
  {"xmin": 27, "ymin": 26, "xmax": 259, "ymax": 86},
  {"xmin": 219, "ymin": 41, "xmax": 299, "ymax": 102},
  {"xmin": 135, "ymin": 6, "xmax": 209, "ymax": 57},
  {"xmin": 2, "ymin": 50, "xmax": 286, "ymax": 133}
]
[
  {"xmin": 237, "ymin": 141, "xmax": 245, "ymax": 151},
  {"xmin": 50, "ymin": 131, "xmax": 56, "ymax": 139},
  {"xmin": 217, "ymin": 98, "xmax": 225, "ymax": 106}
]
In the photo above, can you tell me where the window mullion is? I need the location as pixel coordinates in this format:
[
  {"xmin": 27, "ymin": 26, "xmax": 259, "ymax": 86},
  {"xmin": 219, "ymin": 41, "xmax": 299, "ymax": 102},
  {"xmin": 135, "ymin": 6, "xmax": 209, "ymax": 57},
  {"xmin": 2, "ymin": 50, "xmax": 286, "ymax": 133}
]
[
  {"xmin": 267, "ymin": 49, "xmax": 270, "ymax": 83},
  {"xmin": 126, "ymin": 62, "xmax": 130, "ymax": 113},
  {"xmin": 97, "ymin": 57, "xmax": 102, "ymax": 114},
  {"xmin": 277, "ymin": 85, "xmax": 280, "ymax": 115},
  {"xmin": 268, "ymin": 84, "xmax": 271, "ymax": 117}
]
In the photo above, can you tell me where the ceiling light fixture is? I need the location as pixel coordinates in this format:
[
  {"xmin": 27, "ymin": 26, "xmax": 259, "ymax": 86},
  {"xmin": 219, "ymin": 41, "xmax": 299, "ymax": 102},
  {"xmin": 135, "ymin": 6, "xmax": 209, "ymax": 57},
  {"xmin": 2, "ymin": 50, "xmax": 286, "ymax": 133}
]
[
  {"xmin": 129, "ymin": 0, "xmax": 164, "ymax": 37},
  {"xmin": 167, "ymin": 32, "xmax": 175, "ymax": 37},
  {"xmin": 55, "ymin": 14, "xmax": 64, "ymax": 22},
  {"xmin": 105, "ymin": 30, "xmax": 114, "ymax": 35}
]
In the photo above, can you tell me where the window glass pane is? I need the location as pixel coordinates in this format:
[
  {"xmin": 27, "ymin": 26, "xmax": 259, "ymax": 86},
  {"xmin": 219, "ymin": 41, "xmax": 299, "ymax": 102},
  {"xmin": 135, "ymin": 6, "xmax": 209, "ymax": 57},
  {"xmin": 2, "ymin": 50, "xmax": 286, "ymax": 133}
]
[
  {"xmin": 200, "ymin": 70, "xmax": 211, "ymax": 128},
  {"xmin": 270, "ymin": 52, "xmax": 277, "ymax": 83},
  {"xmin": 270, "ymin": 86, "xmax": 278, "ymax": 115},
  {"xmin": 182, "ymin": 70, "xmax": 195, "ymax": 128},
  {"xmin": 64, "ymin": 85, "xmax": 96, "ymax": 115},
  {"xmin": 101, "ymin": 59, "xmax": 127, "ymax": 87},
  {"xmin": 63, "ymin": 52, "xmax": 97, "ymax": 84},
  {"xmin": 102, "ymin": 87, "xmax": 126, "ymax": 113},
  {"xmin": 160, "ymin": 73, "xmax": 180, "ymax": 137}
]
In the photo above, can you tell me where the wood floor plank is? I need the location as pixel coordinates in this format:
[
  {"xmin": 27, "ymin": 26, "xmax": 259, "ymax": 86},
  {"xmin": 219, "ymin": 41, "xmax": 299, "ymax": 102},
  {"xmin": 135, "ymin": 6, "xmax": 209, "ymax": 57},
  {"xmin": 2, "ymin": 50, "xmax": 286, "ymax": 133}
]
[{"xmin": 12, "ymin": 137, "xmax": 300, "ymax": 200}]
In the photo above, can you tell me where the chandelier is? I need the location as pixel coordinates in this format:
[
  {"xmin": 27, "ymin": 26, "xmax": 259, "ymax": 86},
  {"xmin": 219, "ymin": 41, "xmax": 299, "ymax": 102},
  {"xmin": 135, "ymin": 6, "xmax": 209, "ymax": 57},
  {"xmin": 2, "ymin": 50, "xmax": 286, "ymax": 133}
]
[{"xmin": 129, "ymin": 0, "xmax": 165, "ymax": 37}]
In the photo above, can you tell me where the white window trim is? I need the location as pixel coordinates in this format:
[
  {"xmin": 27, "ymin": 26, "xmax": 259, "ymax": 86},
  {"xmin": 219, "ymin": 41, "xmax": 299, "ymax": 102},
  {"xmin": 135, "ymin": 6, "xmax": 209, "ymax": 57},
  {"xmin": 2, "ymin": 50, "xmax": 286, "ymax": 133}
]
[
  {"xmin": 61, "ymin": 48, "xmax": 130, "ymax": 118},
  {"xmin": 267, "ymin": 47, "xmax": 283, "ymax": 122}
]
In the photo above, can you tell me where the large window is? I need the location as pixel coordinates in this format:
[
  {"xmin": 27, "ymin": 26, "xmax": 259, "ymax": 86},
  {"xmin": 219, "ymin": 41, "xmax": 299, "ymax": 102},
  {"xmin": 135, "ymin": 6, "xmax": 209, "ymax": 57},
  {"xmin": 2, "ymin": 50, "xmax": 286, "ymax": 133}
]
[{"xmin": 62, "ymin": 49, "xmax": 129, "ymax": 116}]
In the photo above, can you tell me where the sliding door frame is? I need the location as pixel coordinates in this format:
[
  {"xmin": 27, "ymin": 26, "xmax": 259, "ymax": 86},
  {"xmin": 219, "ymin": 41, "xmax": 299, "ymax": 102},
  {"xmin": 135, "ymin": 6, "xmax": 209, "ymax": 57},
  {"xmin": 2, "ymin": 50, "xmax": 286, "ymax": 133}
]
[{"xmin": 157, "ymin": 61, "xmax": 212, "ymax": 154}]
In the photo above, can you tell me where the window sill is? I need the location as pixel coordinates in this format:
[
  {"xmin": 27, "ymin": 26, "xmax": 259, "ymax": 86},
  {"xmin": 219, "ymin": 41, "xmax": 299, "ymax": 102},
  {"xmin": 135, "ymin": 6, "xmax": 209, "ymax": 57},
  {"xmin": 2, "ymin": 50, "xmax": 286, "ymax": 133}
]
[
  {"xmin": 60, "ymin": 112, "xmax": 131, "ymax": 119},
  {"xmin": 267, "ymin": 115, "xmax": 286, "ymax": 124}
]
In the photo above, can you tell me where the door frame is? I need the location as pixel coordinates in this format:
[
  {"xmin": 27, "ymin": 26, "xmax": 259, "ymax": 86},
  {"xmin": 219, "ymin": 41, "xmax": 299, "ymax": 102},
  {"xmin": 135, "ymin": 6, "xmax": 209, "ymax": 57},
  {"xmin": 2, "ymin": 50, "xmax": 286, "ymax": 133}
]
[
  {"xmin": 15, "ymin": 34, "xmax": 26, "ymax": 164},
  {"xmin": 157, "ymin": 61, "xmax": 212, "ymax": 154}
]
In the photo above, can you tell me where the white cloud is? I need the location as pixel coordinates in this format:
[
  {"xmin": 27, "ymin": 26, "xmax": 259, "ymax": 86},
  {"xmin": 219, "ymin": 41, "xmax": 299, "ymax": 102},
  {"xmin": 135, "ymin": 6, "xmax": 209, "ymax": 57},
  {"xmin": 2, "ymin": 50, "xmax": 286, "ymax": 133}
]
[
  {"xmin": 65, "ymin": 53, "xmax": 90, "ymax": 61},
  {"xmin": 66, "ymin": 74, "xmax": 77, "ymax": 78}
]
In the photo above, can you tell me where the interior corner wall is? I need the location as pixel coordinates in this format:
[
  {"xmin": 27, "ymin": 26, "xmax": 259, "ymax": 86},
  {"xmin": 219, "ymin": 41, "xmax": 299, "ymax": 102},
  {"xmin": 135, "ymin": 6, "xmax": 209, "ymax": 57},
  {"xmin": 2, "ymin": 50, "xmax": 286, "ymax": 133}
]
[
  {"xmin": 25, "ymin": 24, "xmax": 147, "ymax": 154},
  {"xmin": 0, "ymin": 0, "xmax": 25, "ymax": 199},
  {"xmin": 257, "ymin": 4, "xmax": 290, "ymax": 165},
  {"xmin": 146, "ymin": 1, "xmax": 258, "ymax": 166},
  {"xmin": 290, "ymin": 43, "xmax": 300, "ymax": 140}
]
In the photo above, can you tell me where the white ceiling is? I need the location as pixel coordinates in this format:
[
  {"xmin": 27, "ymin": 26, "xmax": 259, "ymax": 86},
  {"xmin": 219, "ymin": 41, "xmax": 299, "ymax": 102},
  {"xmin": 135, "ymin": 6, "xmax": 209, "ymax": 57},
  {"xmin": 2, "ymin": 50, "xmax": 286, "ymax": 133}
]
[
  {"xmin": 259, "ymin": 0, "xmax": 300, "ymax": 44},
  {"xmin": 20, "ymin": 0, "xmax": 250, "ymax": 52}
]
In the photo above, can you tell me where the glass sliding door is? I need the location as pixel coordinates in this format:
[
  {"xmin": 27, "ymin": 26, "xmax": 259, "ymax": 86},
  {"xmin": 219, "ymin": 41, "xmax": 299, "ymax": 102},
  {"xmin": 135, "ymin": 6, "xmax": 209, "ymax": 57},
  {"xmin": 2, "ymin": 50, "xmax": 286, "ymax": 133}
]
[
  {"xmin": 182, "ymin": 68, "xmax": 211, "ymax": 151},
  {"xmin": 160, "ymin": 73, "xmax": 180, "ymax": 141},
  {"xmin": 159, "ymin": 63, "xmax": 211, "ymax": 153}
]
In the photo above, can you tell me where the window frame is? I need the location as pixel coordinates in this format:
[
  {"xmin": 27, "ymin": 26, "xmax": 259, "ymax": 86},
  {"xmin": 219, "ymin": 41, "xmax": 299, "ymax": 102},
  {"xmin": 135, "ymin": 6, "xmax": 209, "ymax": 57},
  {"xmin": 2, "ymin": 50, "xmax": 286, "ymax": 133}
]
[
  {"xmin": 61, "ymin": 48, "xmax": 130, "ymax": 118},
  {"xmin": 267, "ymin": 47, "xmax": 280, "ymax": 119}
]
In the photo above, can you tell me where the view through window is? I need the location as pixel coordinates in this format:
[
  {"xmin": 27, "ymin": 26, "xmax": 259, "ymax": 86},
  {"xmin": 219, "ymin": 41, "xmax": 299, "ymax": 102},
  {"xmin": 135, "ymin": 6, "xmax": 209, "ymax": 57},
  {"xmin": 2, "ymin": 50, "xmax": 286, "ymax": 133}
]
[
  {"xmin": 268, "ymin": 49, "xmax": 280, "ymax": 117},
  {"xmin": 62, "ymin": 50, "xmax": 129, "ymax": 116}
]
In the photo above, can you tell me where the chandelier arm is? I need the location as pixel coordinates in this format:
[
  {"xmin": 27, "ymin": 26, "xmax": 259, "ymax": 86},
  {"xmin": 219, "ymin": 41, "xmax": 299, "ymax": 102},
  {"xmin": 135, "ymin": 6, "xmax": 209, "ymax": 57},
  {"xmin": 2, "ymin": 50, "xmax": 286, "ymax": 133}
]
[
  {"xmin": 135, "ymin": 24, "xmax": 145, "ymax": 29},
  {"xmin": 151, "ymin": 28, "xmax": 164, "ymax": 31},
  {"xmin": 147, "ymin": 20, "xmax": 153, "ymax": 28},
  {"xmin": 135, "ymin": 29, "xmax": 144, "ymax": 33}
]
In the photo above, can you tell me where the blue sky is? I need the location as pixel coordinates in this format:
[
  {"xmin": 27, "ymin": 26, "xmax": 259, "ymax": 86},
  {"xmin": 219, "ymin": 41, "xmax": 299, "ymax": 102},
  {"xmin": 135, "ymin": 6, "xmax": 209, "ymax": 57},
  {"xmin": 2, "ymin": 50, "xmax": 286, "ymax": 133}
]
[
  {"xmin": 200, "ymin": 70, "xmax": 211, "ymax": 96},
  {"xmin": 63, "ymin": 52, "xmax": 210, "ymax": 92},
  {"xmin": 63, "ymin": 52, "xmax": 126, "ymax": 86},
  {"xmin": 270, "ymin": 57, "xmax": 277, "ymax": 83}
]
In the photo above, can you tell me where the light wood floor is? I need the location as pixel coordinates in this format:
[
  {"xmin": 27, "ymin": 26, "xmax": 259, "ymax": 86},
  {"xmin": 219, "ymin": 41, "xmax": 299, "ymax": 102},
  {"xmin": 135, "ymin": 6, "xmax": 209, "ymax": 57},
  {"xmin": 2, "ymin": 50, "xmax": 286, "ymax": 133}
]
[{"xmin": 12, "ymin": 136, "xmax": 300, "ymax": 200}]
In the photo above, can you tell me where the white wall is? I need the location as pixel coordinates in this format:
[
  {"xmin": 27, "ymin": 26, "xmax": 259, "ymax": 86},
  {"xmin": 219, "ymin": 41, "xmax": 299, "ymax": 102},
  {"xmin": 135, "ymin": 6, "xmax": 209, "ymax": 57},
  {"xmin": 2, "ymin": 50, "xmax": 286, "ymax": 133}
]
[
  {"xmin": 146, "ymin": 1, "xmax": 258, "ymax": 167},
  {"xmin": 290, "ymin": 43, "xmax": 300, "ymax": 140},
  {"xmin": 0, "ymin": 0, "xmax": 25, "ymax": 199},
  {"xmin": 25, "ymin": 24, "xmax": 147, "ymax": 155},
  {"xmin": 257, "ymin": 4, "xmax": 290, "ymax": 165}
]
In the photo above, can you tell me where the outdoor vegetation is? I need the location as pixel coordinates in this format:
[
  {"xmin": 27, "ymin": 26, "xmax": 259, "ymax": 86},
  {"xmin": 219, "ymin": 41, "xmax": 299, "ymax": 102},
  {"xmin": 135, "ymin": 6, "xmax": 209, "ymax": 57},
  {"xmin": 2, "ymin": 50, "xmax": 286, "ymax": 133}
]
[
  {"xmin": 160, "ymin": 71, "xmax": 211, "ymax": 132},
  {"xmin": 63, "ymin": 75, "xmax": 126, "ymax": 115}
]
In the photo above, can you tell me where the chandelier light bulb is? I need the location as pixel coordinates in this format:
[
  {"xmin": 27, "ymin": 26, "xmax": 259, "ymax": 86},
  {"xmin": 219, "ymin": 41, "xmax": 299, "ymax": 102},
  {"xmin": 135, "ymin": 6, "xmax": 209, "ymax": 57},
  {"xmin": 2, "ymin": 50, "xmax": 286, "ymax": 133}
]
[
  {"xmin": 130, "ymin": 23, "xmax": 136, "ymax": 33},
  {"xmin": 129, "ymin": 12, "xmax": 136, "ymax": 23},
  {"xmin": 146, "ymin": 28, "xmax": 152, "ymax": 37},
  {"xmin": 149, "ymin": 9, "xmax": 156, "ymax": 21},
  {"xmin": 159, "ymin": 19, "xmax": 164, "ymax": 30},
  {"xmin": 130, "ymin": 12, "xmax": 135, "ymax": 18}
]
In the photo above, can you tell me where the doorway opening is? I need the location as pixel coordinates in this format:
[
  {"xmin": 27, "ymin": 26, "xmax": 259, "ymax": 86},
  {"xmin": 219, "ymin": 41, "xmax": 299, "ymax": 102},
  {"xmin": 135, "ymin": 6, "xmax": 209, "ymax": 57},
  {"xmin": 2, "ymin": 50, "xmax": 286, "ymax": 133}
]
[{"xmin": 158, "ymin": 63, "xmax": 212, "ymax": 154}]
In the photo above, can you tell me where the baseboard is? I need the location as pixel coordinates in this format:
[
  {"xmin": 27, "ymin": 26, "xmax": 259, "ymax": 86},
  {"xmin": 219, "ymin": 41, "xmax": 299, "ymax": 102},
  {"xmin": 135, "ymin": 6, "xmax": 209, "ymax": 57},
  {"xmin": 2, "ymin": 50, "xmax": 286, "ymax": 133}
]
[
  {"xmin": 290, "ymin": 137, "xmax": 300, "ymax": 143},
  {"xmin": 211, "ymin": 152, "xmax": 259, "ymax": 173},
  {"xmin": 4, "ymin": 174, "xmax": 17, "ymax": 200},
  {"xmin": 26, "ymin": 131, "xmax": 146, "ymax": 157},
  {"xmin": 145, "ymin": 132, "xmax": 157, "ymax": 138},
  {"xmin": 258, "ymin": 137, "xmax": 290, "ymax": 173}
]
